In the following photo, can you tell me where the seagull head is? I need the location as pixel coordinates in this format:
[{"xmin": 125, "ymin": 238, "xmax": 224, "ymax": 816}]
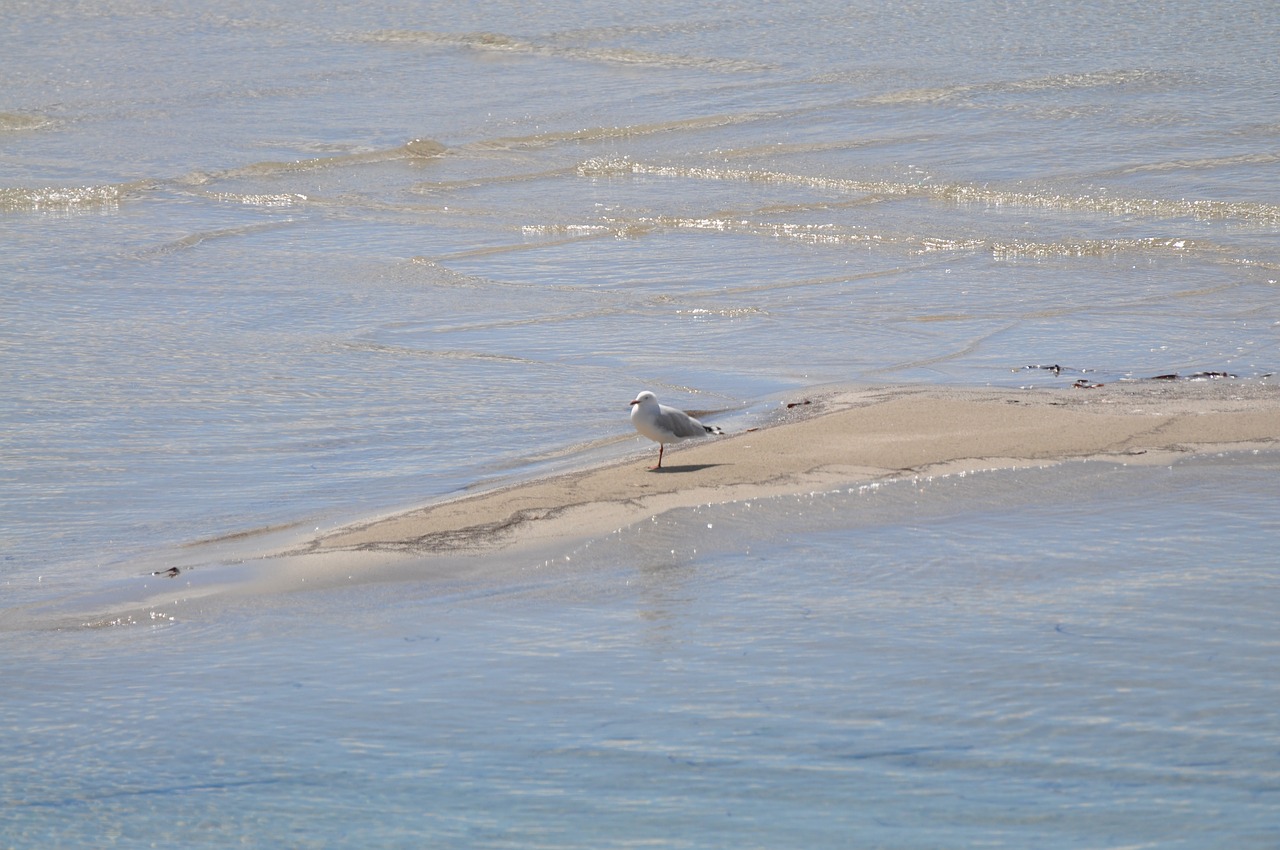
[{"xmin": 629, "ymin": 391, "xmax": 657, "ymax": 408}]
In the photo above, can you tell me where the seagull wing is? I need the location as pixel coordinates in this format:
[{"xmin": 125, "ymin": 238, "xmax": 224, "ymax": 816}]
[{"xmin": 657, "ymin": 404, "xmax": 713, "ymax": 439}]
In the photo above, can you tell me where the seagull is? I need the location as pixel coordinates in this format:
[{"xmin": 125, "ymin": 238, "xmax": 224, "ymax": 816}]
[{"xmin": 628, "ymin": 390, "xmax": 724, "ymax": 469}]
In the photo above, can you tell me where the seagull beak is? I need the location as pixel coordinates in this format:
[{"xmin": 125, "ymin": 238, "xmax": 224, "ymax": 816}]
[{"xmin": 628, "ymin": 399, "xmax": 640, "ymax": 407}]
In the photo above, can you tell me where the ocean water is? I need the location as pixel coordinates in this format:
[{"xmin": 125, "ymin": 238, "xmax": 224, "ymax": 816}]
[{"xmin": 3, "ymin": 0, "xmax": 1279, "ymax": 845}]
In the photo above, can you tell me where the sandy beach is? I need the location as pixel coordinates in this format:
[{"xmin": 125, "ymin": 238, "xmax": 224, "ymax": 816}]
[{"xmin": 298, "ymin": 380, "xmax": 1280, "ymax": 563}]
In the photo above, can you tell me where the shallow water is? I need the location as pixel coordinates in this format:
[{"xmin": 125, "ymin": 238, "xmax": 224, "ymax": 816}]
[
  {"xmin": 4, "ymin": 0, "xmax": 1279, "ymax": 582},
  {"xmin": 4, "ymin": 454, "xmax": 1278, "ymax": 848},
  {"xmin": 3, "ymin": 1, "xmax": 1280, "ymax": 845}
]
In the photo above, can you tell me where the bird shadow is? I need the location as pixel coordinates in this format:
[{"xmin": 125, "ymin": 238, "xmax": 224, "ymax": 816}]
[{"xmin": 648, "ymin": 463, "xmax": 725, "ymax": 474}]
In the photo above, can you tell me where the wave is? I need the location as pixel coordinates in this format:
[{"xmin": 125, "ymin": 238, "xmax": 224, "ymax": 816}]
[
  {"xmin": 989, "ymin": 237, "xmax": 1197, "ymax": 259},
  {"xmin": 0, "ymin": 112, "xmax": 53, "ymax": 133},
  {"xmin": 139, "ymin": 221, "xmax": 299, "ymax": 256},
  {"xmin": 577, "ymin": 156, "xmax": 902, "ymax": 196},
  {"xmin": 353, "ymin": 29, "xmax": 769, "ymax": 73},
  {"xmin": 576, "ymin": 157, "xmax": 1280, "ymax": 225},
  {"xmin": 612, "ymin": 215, "xmax": 1213, "ymax": 261},
  {"xmin": 2, "ymin": 138, "xmax": 446, "ymax": 213},
  {"xmin": 204, "ymin": 192, "xmax": 309, "ymax": 207},
  {"xmin": 177, "ymin": 138, "xmax": 446, "ymax": 183},
  {"xmin": 859, "ymin": 68, "xmax": 1176, "ymax": 107},
  {"xmin": 564, "ymin": 158, "xmax": 1280, "ymax": 260},
  {"xmin": 464, "ymin": 113, "xmax": 767, "ymax": 152},
  {"xmin": 339, "ymin": 341, "xmax": 538, "ymax": 365},
  {"xmin": 0, "ymin": 180, "xmax": 154, "ymax": 212},
  {"xmin": 1092, "ymin": 151, "xmax": 1280, "ymax": 177},
  {"xmin": 939, "ymin": 183, "xmax": 1280, "ymax": 224}
]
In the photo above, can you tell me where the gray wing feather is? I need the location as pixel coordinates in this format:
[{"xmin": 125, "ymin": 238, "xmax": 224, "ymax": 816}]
[{"xmin": 658, "ymin": 405, "xmax": 713, "ymax": 438}]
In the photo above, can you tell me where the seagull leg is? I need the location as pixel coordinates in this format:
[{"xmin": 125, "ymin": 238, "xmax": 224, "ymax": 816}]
[{"xmin": 653, "ymin": 443, "xmax": 664, "ymax": 470}]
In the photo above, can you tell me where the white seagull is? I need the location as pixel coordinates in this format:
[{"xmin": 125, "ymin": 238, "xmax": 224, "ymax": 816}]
[{"xmin": 628, "ymin": 390, "xmax": 724, "ymax": 469}]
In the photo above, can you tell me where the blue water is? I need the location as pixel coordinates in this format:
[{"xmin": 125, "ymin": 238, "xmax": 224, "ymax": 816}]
[
  {"xmin": 4, "ymin": 0, "xmax": 1279, "ymax": 580},
  {"xmin": 4, "ymin": 456, "xmax": 1278, "ymax": 847},
  {"xmin": 3, "ymin": 0, "xmax": 1279, "ymax": 845}
]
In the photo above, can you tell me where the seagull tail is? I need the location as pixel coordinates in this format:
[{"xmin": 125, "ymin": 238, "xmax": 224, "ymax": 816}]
[{"xmin": 705, "ymin": 424, "xmax": 725, "ymax": 436}]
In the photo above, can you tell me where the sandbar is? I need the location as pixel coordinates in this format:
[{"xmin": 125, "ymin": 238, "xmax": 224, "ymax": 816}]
[
  {"xmin": 21, "ymin": 380, "xmax": 1280, "ymax": 628},
  {"xmin": 293, "ymin": 380, "xmax": 1280, "ymax": 561}
]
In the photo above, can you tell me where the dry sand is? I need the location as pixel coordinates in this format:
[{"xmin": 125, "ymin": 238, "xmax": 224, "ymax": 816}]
[{"xmin": 292, "ymin": 380, "xmax": 1280, "ymax": 563}]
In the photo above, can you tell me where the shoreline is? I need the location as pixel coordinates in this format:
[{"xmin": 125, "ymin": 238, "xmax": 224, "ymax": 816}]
[
  {"xmin": 18, "ymin": 379, "xmax": 1280, "ymax": 629},
  {"xmin": 296, "ymin": 379, "xmax": 1280, "ymax": 559}
]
